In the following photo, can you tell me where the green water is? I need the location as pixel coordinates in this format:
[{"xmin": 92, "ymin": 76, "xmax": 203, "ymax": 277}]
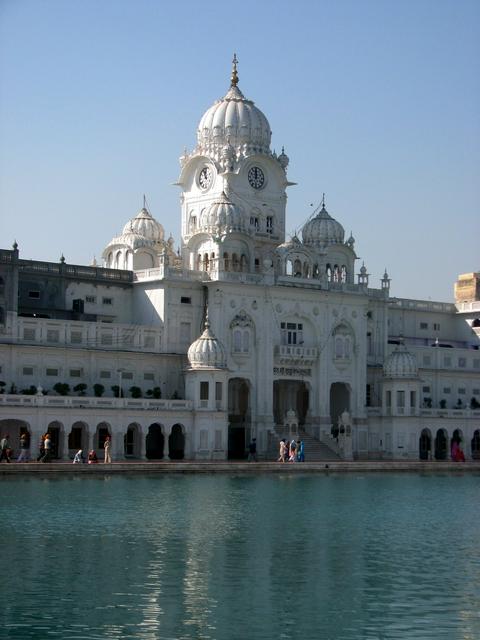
[{"xmin": 1, "ymin": 473, "xmax": 479, "ymax": 639}]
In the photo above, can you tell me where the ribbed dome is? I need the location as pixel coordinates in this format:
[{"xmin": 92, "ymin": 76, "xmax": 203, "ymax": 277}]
[
  {"xmin": 187, "ymin": 320, "xmax": 227, "ymax": 369},
  {"xmin": 383, "ymin": 343, "xmax": 418, "ymax": 378},
  {"xmin": 302, "ymin": 204, "xmax": 345, "ymax": 248},
  {"xmin": 122, "ymin": 208, "xmax": 164, "ymax": 243},
  {"xmin": 197, "ymin": 84, "xmax": 271, "ymax": 155},
  {"xmin": 201, "ymin": 192, "xmax": 242, "ymax": 232},
  {"xmin": 110, "ymin": 231, "xmax": 152, "ymax": 250}
]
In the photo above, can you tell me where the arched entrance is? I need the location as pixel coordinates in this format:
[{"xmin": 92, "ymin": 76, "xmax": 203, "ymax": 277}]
[
  {"xmin": 330, "ymin": 383, "xmax": 350, "ymax": 437},
  {"xmin": 124, "ymin": 423, "xmax": 141, "ymax": 458},
  {"xmin": 0, "ymin": 419, "xmax": 30, "ymax": 458},
  {"xmin": 273, "ymin": 380, "xmax": 309, "ymax": 432},
  {"xmin": 95, "ymin": 422, "xmax": 111, "ymax": 454},
  {"xmin": 47, "ymin": 421, "xmax": 63, "ymax": 459},
  {"xmin": 434, "ymin": 428, "xmax": 448, "ymax": 460},
  {"xmin": 419, "ymin": 428, "xmax": 432, "ymax": 460},
  {"xmin": 228, "ymin": 378, "xmax": 250, "ymax": 459},
  {"xmin": 471, "ymin": 430, "xmax": 480, "ymax": 459},
  {"xmin": 68, "ymin": 422, "xmax": 88, "ymax": 458},
  {"xmin": 146, "ymin": 423, "xmax": 164, "ymax": 459},
  {"xmin": 168, "ymin": 424, "xmax": 185, "ymax": 460},
  {"xmin": 450, "ymin": 428, "xmax": 464, "ymax": 461}
]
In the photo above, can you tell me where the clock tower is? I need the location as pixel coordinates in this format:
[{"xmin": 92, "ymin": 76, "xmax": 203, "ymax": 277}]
[{"xmin": 176, "ymin": 55, "xmax": 293, "ymax": 277}]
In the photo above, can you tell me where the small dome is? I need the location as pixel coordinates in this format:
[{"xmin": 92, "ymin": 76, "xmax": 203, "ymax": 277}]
[
  {"xmin": 187, "ymin": 320, "xmax": 227, "ymax": 369},
  {"xmin": 383, "ymin": 343, "xmax": 418, "ymax": 378},
  {"xmin": 122, "ymin": 208, "xmax": 164, "ymax": 243},
  {"xmin": 202, "ymin": 192, "xmax": 242, "ymax": 232},
  {"xmin": 302, "ymin": 203, "xmax": 345, "ymax": 248}
]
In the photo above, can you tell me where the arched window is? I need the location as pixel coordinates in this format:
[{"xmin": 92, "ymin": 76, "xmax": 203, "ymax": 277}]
[
  {"xmin": 286, "ymin": 260, "xmax": 293, "ymax": 276},
  {"xmin": 203, "ymin": 253, "xmax": 209, "ymax": 271},
  {"xmin": 233, "ymin": 329, "xmax": 242, "ymax": 352},
  {"xmin": 303, "ymin": 262, "xmax": 310, "ymax": 278},
  {"xmin": 232, "ymin": 254, "xmax": 239, "ymax": 272},
  {"xmin": 293, "ymin": 259, "xmax": 302, "ymax": 277},
  {"xmin": 333, "ymin": 325, "xmax": 353, "ymax": 360},
  {"xmin": 230, "ymin": 310, "xmax": 254, "ymax": 355},
  {"xmin": 196, "ymin": 254, "xmax": 202, "ymax": 270},
  {"xmin": 313, "ymin": 264, "xmax": 319, "ymax": 278},
  {"xmin": 223, "ymin": 252, "xmax": 230, "ymax": 271},
  {"xmin": 190, "ymin": 215, "xmax": 197, "ymax": 232},
  {"xmin": 240, "ymin": 254, "xmax": 248, "ymax": 272},
  {"xmin": 341, "ymin": 265, "xmax": 347, "ymax": 283}
]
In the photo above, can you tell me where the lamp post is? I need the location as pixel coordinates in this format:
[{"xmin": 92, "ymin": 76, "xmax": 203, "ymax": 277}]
[{"xmin": 117, "ymin": 368, "xmax": 125, "ymax": 399}]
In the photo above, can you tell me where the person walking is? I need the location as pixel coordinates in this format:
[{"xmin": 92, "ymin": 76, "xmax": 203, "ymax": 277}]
[
  {"xmin": 278, "ymin": 439, "xmax": 286, "ymax": 462},
  {"xmin": 297, "ymin": 439, "xmax": 305, "ymax": 462},
  {"xmin": 73, "ymin": 449, "xmax": 84, "ymax": 464},
  {"xmin": 103, "ymin": 435, "xmax": 112, "ymax": 463},
  {"xmin": 248, "ymin": 437, "xmax": 257, "ymax": 462},
  {"xmin": 0, "ymin": 434, "xmax": 11, "ymax": 463},
  {"xmin": 17, "ymin": 433, "xmax": 30, "ymax": 462},
  {"xmin": 41, "ymin": 433, "xmax": 52, "ymax": 463},
  {"xmin": 289, "ymin": 439, "xmax": 297, "ymax": 462}
]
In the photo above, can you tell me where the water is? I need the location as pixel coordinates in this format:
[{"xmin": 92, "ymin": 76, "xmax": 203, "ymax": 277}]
[{"xmin": 1, "ymin": 473, "xmax": 479, "ymax": 640}]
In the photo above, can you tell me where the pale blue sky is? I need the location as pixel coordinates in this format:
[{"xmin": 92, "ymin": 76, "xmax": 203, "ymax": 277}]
[{"xmin": 1, "ymin": 0, "xmax": 478, "ymax": 302}]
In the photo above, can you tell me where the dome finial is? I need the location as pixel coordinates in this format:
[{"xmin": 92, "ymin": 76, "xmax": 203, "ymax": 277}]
[
  {"xmin": 321, "ymin": 192, "xmax": 326, "ymax": 209},
  {"xmin": 231, "ymin": 53, "xmax": 239, "ymax": 87}
]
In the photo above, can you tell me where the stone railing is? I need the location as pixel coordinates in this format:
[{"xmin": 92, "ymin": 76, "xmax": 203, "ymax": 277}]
[
  {"xmin": 0, "ymin": 394, "xmax": 192, "ymax": 411},
  {"xmin": 275, "ymin": 344, "xmax": 318, "ymax": 365},
  {"xmin": 367, "ymin": 406, "xmax": 480, "ymax": 419}
]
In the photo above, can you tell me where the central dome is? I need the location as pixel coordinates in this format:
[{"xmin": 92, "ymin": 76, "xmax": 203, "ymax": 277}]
[{"xmin": 196, "ymin": 56, "xmax": 271, "ymax": 156}]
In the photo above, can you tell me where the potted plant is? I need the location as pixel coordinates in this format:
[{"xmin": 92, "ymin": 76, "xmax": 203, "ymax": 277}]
[
  {"xmin": 73, "ymin": 383, "xmax": 88, "ymax": 396},
  {"xmin": 93, "ymin": 383, "xmax": 105, "ymax": 397}
]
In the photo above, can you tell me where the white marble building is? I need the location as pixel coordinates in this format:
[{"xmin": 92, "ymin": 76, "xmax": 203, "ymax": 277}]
[{"xmin": 0, "ymin": 57, "xmax": 479, "ymax": 461}]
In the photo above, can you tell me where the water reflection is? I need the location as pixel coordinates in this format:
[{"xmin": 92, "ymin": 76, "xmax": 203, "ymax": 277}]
[{"xmin": 1, "ymin": 474, "xmax": 480, "ymax": 639}]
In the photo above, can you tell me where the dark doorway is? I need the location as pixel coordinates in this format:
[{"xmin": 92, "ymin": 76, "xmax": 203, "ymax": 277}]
[
  {"xmin": 434, "ymin": 429, "xmax": 448, "ymax": 460},
  {"xmin": 419, "ymin": 428, "xmax": 431, "ymax": 460},
  {"xmin": 146, "ymin": 424, "xmax": 164, "ymax": 459},
  {"xmin": 472, "ymin": 430, "xmax": 480, "ymax": 460},
  {"xmin": 168, "ymin": 424, "xmax": 185, "ymax": 460},
  {"xmin": 228, "ymin": 378, "xmax": 250, "ymax": 459}
]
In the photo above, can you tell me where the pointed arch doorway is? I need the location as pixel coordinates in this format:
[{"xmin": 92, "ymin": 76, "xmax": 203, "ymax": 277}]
[{"xmin": 228, "ymin": 378, "xmax": 250, "ymax": 459}]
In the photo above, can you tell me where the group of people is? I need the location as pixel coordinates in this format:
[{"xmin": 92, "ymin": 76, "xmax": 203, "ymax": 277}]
[
  {"xmin": 0, "ymin": 432, "xmax": 112, "ymax": 464},
  {"xmin": 73, "ymin": 435, "xmax": 112, "ymax": 464},
  {"xmin": 278, "ymin": 438, "xmax": 305, "ymax": 463}
]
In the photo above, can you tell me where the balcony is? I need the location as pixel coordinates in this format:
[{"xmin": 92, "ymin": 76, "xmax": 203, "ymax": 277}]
[
  {"xmin": 274, "ymin": 345, "xmax": 318, "ymax": 366},
  {"xmin": 0, "ymin": 394, "xmax": 192, "ymax": 411}
]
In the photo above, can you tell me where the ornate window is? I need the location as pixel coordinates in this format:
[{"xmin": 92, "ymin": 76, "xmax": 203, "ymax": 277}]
[
  {"xmin": 281, "ymin": 322, "xmax": 303, "ymax": 345},
  {"xmin": 333, "ymin": 324, "xmax": 353, "ymax": 361},
  {"xmin": 230, "ymin": 310, "xmax": 254, "ymax": 354}
]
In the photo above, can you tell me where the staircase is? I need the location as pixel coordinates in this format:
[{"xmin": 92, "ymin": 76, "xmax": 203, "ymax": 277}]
[{"xmin": 267, "ymin": 427, "xmax": 340, "ymax": 462}]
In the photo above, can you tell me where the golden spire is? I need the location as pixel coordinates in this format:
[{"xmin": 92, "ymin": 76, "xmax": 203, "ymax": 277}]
[{"xmin": 230, "ymin": 53, "xmax": 239, "ymax": 87}]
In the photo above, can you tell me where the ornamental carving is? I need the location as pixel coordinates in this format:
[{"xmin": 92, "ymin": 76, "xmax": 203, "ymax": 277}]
[{"xmin": 230, "ymin": 309, "xmax": 254, "ymax": 329}]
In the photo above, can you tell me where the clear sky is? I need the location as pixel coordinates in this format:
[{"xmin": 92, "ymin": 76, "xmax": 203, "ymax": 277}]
[{"xmin": 0, "ymin": 0, "xmax": 478, "ymax": 302}]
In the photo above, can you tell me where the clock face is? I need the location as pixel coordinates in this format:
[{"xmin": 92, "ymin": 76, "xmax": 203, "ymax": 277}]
[
  {"xmin": 248, "ymin": 166, "xmax": 265, "ymax": 189},
  {"xmin": 199, "ymin": 166, "xmax": 212, "ymax": 190}
]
